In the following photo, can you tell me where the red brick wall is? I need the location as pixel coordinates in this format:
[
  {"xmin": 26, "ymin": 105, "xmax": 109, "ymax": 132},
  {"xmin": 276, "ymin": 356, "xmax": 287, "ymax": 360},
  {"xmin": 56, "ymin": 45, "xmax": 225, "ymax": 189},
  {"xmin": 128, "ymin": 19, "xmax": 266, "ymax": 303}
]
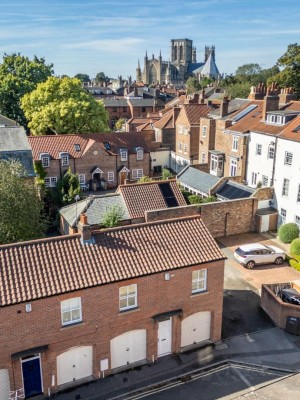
[{"xmin": 1, "ymin": 260, "xmax": 224, "ymax": 395}]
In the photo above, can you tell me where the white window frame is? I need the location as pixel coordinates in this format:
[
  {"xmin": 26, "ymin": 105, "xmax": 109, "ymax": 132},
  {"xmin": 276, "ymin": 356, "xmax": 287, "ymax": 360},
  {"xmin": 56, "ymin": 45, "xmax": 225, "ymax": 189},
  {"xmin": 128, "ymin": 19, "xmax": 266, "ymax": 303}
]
[
  {"xmin": 232, "ymin": 136, "xmax": 238, "ymax": 151},
  {"xmin": 282, "ymin": 178, "xmax": 289, "ymax": 196},
  {"xmin": 178, "ymin": 142, "xmax": 182, "ymax": 152},
  {"xmin": 268, "ymin": 146, "xmax": 275, "ymax": 159},
  {"xmin": 119, "ymin": 284, "xmax": 137, "ymax": 311},
  {"xmin": 295, "ymin": 215, "xmax": 300, "ymax": 230},
  {"xmin": 61, "ymin": 297, "xmax": 82, "ymax": 326},
  {"xmin": 230, "ymin": 159, "xmax": 237, "ymax": 176},
  {"xmin": 201, "ymin": 152, "xmax": 205, "ymax": 163},
  {"xmin": 78, "ymin": 174, "xmax": 85, "ymax": 184},
  {"xmin": 284, "ymin": 151, "xmax": 293, "ymax": 166},
  {"xmin": 183, "ymin": 144, "xmax": 188, "ymax": 154},
  {"xmin": 136, "ymin": 149, "xmax": 144, "ymax": 160},
  {"xmin": 44, "ymin": 177, "xmax": 57, "ymax": 187},
  {"xmin": 61, "ymin": 153, "xmax": 69, "ymax": 167},
  {"xmin": 297, "ymin": 184, "xmax": 300, "ymax": 203},
  {"xmin": 120, "ymin": 150, "xmax": 128, "ymax": 161},
  {"xmin": 256, "ymin": 144, "xmax": 262, "ymax": 155},
  {"xmin": 178, "ymin": 124, "xmax": 184, "ymax": 134},
  {"xmin": 202, "ymin": 126, "xmax": 207, "ymax": 137},
  {"xmin": 107, "ymin": 171, "xmax": 114, "ymax": 182},
  {"xmin": 281, "ymin": 208, "xmax": 287, "ymax": 224},
  {"xmin": 262, "ymin": 175, "xmax": 268, "ymax": 187},
  {"xmin": 132, "ymin": 169, "xmax": 143, "ymax": 179},
  {"xmin": 41, "ymin": 155, "xmax": 50, "ymax": 168},
  {"xmin": 192, "ymin": 269, "xmax": 207, "ymax": 293},
  {"xmin": 251, "ymin": 172, "xmax": 257, "ymax": 186}
]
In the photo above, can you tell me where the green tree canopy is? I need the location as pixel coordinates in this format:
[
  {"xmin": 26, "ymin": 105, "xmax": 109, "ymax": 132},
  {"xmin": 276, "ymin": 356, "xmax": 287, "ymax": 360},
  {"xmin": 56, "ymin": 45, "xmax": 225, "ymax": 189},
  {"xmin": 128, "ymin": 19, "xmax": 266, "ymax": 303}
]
[
  {"xmin": 21, "ymin": 76, "xmax": 109, "ymax": 135},
  {"xmin": 0, "ymin": 53, "xmax": 53, "ymax": 127},
  {"xmin": 114, "ymin": 118, "xmax": 125, "ymax": 131},
  {"xmin": 74, "ymin": 73, "xmax": 90, "ymax": 83},
  {"xmin": 235, "ymin": 63, "xmax": 262, "ymax": 81},
  {"xmin": 186, "ymin": 77, "xmax": 201, "ymax": 94},
  {"xmin": 101, "ymin": 205, "xmax": 125, "ymax": 228},
  {"xmin": 94, "ymin": 72, "xmax": 110, "ymax": 84},
  {"xmin": 0, "ymin": 159, "xmax": 48, "ymax": 244},
  {"xmin": 55, "ymin": 168, "xmax": 81, "ymax": 206}
]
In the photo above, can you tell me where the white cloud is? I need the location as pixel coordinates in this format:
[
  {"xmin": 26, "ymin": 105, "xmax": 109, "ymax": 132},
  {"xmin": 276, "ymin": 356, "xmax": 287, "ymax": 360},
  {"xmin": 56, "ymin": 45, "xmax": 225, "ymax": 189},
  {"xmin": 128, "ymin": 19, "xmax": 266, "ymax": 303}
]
[{"xmin": 62, "ymin": 38, "xmax": 144, "ymax": 53}]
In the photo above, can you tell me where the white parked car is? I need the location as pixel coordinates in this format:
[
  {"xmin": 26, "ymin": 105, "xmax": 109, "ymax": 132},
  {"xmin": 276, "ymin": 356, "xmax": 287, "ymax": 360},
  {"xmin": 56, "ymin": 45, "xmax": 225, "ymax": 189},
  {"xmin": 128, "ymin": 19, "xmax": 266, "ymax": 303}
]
[{"xmin": 234, "ymin": 243, "xmax": 285, "ymax": 269}]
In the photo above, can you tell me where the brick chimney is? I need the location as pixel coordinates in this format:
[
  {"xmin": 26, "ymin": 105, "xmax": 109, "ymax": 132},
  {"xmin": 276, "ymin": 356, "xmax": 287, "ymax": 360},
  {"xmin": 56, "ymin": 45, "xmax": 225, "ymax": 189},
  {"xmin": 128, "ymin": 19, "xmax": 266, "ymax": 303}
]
[
  {"xmin": 248, "ymin": 83, "xmax": 266, "ymax": 100},
  {"xmin": 77, "ymin": 213, "xmax": 92, "ymax": 243},
  {"xmin": 220, "ymin": 96, "xmax": 230, "ymax": 117},
  {"xmin": 262, "ymin": 82, "xmax": 280, "ymax": 121},
  {"xmin": 279, "ymin": 87, "xmax": 298, "ymax": 104}
]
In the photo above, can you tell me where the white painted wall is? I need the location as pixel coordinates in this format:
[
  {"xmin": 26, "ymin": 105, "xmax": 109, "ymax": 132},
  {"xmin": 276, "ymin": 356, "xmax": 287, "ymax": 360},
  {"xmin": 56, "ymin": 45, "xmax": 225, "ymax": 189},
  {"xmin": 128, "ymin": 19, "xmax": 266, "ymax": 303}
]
[{"xmin": 150, "ymin": 149, "xmax": 170, "ymax": 171}]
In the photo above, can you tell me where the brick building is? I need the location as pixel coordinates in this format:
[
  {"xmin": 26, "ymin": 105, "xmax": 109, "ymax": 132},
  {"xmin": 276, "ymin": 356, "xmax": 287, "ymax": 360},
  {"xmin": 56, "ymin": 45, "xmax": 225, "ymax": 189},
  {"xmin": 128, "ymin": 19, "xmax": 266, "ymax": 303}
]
[
  {"xmin": 28, "ymin": 133, "xmax": 152, "ymax": 190},
  {"xmin": 0, "ymin": 216, "xmax": 225, "ymax": 398}
]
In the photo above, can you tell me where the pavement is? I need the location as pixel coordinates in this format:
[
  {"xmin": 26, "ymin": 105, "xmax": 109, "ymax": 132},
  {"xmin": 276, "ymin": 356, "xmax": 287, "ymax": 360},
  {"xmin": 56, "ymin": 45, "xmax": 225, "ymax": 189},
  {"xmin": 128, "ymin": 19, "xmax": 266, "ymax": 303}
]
[{"xmin": 48, "ymin": 232, "xmax": 300, "ymax": 400}]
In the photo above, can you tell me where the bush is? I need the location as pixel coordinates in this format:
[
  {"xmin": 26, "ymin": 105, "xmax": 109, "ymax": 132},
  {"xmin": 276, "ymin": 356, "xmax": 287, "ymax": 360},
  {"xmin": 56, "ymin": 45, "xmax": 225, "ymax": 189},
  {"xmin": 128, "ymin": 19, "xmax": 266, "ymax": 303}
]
[
  {"xmin": 278, "ymin": 223, "xmax": 299, "ymax": 243},
  {"xmin": 188, "ymin": 194, "xmax": 202, "ymax": 204},
  {"xmin": 290, "ymin": 238, "xmax": 300, "ymax": 256},
  {"xmin": 289, "ymin": 258, "xmax": 300, "ymax": 271}
]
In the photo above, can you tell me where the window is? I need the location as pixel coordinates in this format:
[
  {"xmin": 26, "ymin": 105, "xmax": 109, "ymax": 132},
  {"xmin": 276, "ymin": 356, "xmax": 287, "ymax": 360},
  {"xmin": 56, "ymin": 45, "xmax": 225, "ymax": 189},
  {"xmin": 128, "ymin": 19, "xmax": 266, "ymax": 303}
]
[
  {"xmin": 297, "ymin": 185, "xmax": 300, "ymax": 202},
  {"xmin": 282, "ymin": 178, "xmax": 289, "ymax": 196},
  {"xmin": 120, "ymin": 150, "xmax": 127, "ymax": 161},
  {"xmin": 262, "ymin": 175, "xmax": 268, "ymax": 187},
  {"xmin": 178, "ymin": 142, "xmax": 182, "ymax": 152},
  {"xmin": 202, "ymin": 126, "xmax": 207, "ymax": 137},
  {"xmin": 155, "ymin": 130, "xmax": 162, "ymax": 142},
  {"xmin": 136, "ymin": 148, "xmax": 144, "ymax": 160},
  {"xmin": 211, "ymin": 154, "xmax": 223, "ymax": 175},
  {"xmin": 119, "ymin": 284, "xmax": 137, "ymax": 311},
  {"xmin": 295, "ymin": 215, "xmax": 300, "ymax": 230},
  {"xmin": 184, "ymin": 144, "xmax": 188, "ymax": 154},
  {"xmin": 74, "ymin": 144, "xmax": 81, "ymax": 152},
  {"xmin": 251, "ymin": 172, "xmax": 257, "ymax": 186},
  {"xmin": 112, "ymin": 107, "xmax": 117, "ymax": 112},
  {"xmin": 178, "ymin": 124, "xmax": 184, "ymax": 134},
  {"xmin": 284, "ymin": 151, "xmax": 293, "ymax": 165},
  {"xmin": 60, "ymin": 153, "xmax": 69, "ymax": 167},
  {"xmin": 192, "ymin": 269, "xmax": 207, "ymax": 293},
  {"xmin": 44, "ymin": 177, "xmax": 57, "ymax": 187},
  {"xmin": 41, "ymin": 155, "xmax": 50, "ymax": 168},
  {"xmin": 132, "ymin": 169, "xmax": 143, "ymax": 179},
  {"xmin": 268, "ymin": 146, "xmax": 275, "ymax": 159},
  {"xmin": 280, "ymin": 208, "xmax": 287, "ymax": 224},
  {"xmin": 108, "ymin": 171, "xmax": 114, "ymax": 182},
  {"xmin": 256, "ymin": 144, "xmax": 262, "ymax": 155},
  {"xmin": 61, "ymin": 297, "xmax": 82, "ymax": 326},
  {"xmin": 201, "ymin": 152, "xmax": 205, "ymax": 163},
  {"xmin": 232, "ymin": 136, "xmax": 238, "ymax": 151},
  {"xmin": 230, "ymin": 159, "xmax": 237, "ymax": 176},
  {"xmin": 142, "ymin": 107, "xmax": 146, "ymax": 113},
  {"xmin": 78, "ymin": 174, "xmax": 85, "ymax": 184},
  {"xmin": 123, "ymin": 107, "xmax": 127, "ymax": 112}
]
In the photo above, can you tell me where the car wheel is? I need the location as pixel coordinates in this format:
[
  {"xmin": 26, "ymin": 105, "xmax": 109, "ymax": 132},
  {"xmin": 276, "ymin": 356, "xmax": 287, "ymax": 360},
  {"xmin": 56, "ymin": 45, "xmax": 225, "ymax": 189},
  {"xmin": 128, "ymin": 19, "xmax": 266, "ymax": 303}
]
[
  {"xmin": 274, "ymin": 257, "xmax": 284, "ymax": 265},
  {"xmin": 246, "ymin": 260, "xmax": 255, "ymax": 269}
]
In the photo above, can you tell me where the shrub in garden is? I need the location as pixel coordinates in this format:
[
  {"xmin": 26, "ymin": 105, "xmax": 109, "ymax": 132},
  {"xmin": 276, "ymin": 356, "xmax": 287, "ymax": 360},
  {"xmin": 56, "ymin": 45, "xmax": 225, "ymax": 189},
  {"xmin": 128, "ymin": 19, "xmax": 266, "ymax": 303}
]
[
  {"xmin": 278, "ymin": 223, "xmax": 299, "ymax": 243},
  {"xmin": 290, "ymin": 238, "xmax": 300, "ymax": 256}
]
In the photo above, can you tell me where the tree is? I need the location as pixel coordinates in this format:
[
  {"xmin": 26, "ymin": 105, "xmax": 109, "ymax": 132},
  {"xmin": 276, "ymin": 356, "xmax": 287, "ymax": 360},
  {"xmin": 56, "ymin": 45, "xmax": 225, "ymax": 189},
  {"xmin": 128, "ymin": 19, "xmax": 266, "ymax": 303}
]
[
  {"xmin": 267, "ymin": 43, "xmax": 300, "ymax": 95},
  {"xmin": 137, "ymin": 176, "xmax": 153, "ymax": 183},
  {"xmin": 74, "ymin": 73, "xmax": 90, "ymax": 83},
  {"xmin": 161, "ymin": 168, "xmax": 173, "ymax": 180},
  {"xmin": 55, "ymin": 168, "xmax": 81, "ymax": 206},
  {"xmin": 223, "ymin": 82, "xmax": 251, "ymax": 99},
  {"xmin": 101, "ymin": 205, "xmax": 125, "ymax": 228},
  {"xmin": 235, "ymin": 63, "xmax": 262, "ymax": 82},
  {"xmin": 200, "ymin": 77, "xmax": 213, "ymax": 87},
  {"xmin": 94, "ymin": 72, "xmax": 109, "ymax": 84},
  {"xmin": 0, "ymin": 159, "xmax": 48, "ymax": 244},
  {"xmin": 186, "ymin": 77, "xmax": 201, "ymax": 94},
  {"xmin": 114, "ymin": 118, "xmax": 125, "ymax": 131},
  {"xmin": 0, "ymin": 53, "xmax": 53, "ymax": 127},
  {"xmin": 21, "ymin": 76, "xmax": 110, "ymax": 135}
]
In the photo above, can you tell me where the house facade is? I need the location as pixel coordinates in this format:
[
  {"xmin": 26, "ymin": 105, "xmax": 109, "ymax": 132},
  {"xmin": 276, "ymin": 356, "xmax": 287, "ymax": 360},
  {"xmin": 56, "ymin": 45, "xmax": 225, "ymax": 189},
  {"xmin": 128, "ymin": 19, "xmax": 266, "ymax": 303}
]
[
  {"xmin": 0, "ymin": 216, "xmax": 225, "ymax": 398},
  {"xmin": 28, "ymin": 133, "xmax": 151, "ymax": 190}
]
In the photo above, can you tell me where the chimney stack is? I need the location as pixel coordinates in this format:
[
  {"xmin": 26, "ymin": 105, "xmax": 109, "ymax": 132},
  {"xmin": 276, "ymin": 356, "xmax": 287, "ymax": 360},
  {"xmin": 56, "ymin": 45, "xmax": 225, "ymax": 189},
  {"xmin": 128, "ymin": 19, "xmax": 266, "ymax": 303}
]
[
  {"xmin": 248, "ymin": 83, "xmax": 266, "ymax": 100},
  {"xmin": 220, "ymin": 96, "xmax": 230, "ymax": 117},
  {"xmin": 77, "ymin": 213, "xmax": 92, "ymax": 243},
  {"xmin": 279, "ymin": 87, "xmax": 297, "ymax": 104},
  {"xmin": 262, "ymin": 82, "xmax": 280, "ymax": 121}
]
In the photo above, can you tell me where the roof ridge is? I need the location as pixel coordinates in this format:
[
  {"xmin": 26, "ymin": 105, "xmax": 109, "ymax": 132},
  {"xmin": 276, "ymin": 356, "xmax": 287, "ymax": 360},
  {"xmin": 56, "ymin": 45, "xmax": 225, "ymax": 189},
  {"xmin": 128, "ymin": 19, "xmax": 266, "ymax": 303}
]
[
  {"xmin": 0, "ymin": 233, "xmax": 81, "ymax": 250},
  {"xmin": 119, "ymin": 179, "xmax": 176, "ymax": 188}
]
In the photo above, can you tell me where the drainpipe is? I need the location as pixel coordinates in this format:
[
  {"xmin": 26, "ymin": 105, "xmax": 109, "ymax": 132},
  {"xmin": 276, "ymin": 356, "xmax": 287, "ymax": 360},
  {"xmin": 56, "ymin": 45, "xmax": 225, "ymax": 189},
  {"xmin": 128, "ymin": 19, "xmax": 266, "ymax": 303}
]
[{"xmin": 270, "ymin": 137, "xmax": 278, "ymax": 187}]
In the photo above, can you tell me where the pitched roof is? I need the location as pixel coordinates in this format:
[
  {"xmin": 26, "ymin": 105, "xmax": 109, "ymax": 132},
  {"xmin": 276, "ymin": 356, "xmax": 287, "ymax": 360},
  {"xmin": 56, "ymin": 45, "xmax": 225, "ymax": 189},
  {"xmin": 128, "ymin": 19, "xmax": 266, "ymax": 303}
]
[
  {"xmin": 153, "ymin": 111, "xmax": 173, "ymax": 130},
  {"xmin": 0, "ymin": 217, "xmax": 225, "ymax": 306},
  {"xmin": 29, "ymin": 133, "xmax": 151, "ymax": 160},
  {"xmin": 196, "ymin": 53, "xmax": 220, "ymax": 78},
  {"xmin": 183, "ymin": 104, "xmax": 214, "ymax": 125},
  {"xmin": 59, "ymin": 194, "xmax": 130, "ymax": 228},
  {"xmin": 279, "ymin": 114, "xmax": 300, "ymax": 142},
  {"xmin": 117, "ymin": 180, "xmax": 187, "ymax": 219},
  {"xmin": 0, "ymin": 127, "xmax": 31, "ymax": 151},
  {"xmin": 177, "ymin": 166, "xmax": 220, "ymax": 195},
  {"xmin": 215, "ymin": 181, "xmax": 255, "ymax": 200},
  {"xmin": 0, "ymin": 114, "xmax": 18, "ymax": 127}
]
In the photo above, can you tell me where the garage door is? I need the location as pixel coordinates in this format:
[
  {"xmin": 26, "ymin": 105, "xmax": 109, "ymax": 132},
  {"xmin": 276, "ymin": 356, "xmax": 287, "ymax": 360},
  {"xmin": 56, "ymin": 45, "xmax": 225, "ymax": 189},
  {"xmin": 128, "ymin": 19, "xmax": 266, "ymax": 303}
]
[
  {"xmin": 57, "ymin": 346, "xmax": 93, "ymax": 385},
  {"xmin": 181, "ymin": 311, "xmax": 211, "ymax": 348},
  {"xmin": 110, "ymin": 329, "xmax": 146, "ymax": 369},
  {"xmin": 0, "ymin": 369, "xmax": 10, "ymax": 400}
]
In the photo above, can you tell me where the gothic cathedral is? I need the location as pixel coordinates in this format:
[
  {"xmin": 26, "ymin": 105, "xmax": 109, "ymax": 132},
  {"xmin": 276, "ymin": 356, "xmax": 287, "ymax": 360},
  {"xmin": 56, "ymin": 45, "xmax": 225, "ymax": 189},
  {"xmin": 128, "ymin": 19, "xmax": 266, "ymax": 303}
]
[{"xmin": 136, "ymin": 38, "xmax": 220, "ymax": 85}]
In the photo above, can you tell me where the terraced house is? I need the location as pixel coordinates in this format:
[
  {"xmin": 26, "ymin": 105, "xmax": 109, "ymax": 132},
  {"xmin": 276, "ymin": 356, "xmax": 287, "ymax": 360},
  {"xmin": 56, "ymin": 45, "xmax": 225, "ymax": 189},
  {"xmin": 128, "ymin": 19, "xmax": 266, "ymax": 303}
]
[{"xmin": 0, "ymin": 215, "xmax": 225, "ymax": 398}]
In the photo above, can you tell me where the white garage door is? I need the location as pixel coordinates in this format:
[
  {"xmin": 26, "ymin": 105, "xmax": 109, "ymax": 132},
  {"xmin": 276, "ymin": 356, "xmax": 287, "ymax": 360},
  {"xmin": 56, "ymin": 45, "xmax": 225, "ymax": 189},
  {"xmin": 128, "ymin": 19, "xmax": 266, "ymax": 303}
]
[
  {"xmin": 181, "ymin": 311, "xmax": 211, "ymax": 348},
  {"xmin": 0, "ymin": 369, "xmax": 10, "ymax": 400},
  {"xmin": 110, "ymin": 329, "xmax": 146, "ymax": 369},
  {"xmin": 57, "ymin": 346, "xmax": 93, "ymax": 385}
]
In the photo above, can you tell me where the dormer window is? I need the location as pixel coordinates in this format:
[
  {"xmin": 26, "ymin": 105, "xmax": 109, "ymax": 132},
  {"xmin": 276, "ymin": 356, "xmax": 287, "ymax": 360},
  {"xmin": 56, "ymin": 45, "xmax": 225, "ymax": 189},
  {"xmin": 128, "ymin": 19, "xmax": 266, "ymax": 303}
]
[
  {"xmin": 39, "ymin": 153, "xmax": 50, "ymax": 168},
  {"xmin": 120, "ymin": 149, "xmax": 128, "ymax": 161},
  {"xmin": 59, "ymin": 152, "xmax": 69, "ymax": 167},
  {"xmin": 136, "ymin": 148, "xmax": 144, "ymax": 160},
  {"xmin": 74, "ymin": 144, "xmax": 81, "ymax": 152}
]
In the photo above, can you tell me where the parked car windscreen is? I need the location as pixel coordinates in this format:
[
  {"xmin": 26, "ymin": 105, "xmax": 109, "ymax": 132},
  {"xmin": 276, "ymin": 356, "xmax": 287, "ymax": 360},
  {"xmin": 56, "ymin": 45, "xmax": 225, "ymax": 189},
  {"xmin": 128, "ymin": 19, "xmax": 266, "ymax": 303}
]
[{"xmin": 235, "ymin": 247, "xmax": 247, "ymax": 256}]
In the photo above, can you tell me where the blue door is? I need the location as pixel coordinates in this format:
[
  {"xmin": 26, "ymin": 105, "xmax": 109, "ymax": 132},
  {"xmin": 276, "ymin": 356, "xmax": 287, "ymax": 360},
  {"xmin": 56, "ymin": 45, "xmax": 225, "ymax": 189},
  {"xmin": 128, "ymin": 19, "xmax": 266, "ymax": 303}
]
[{"xmin": 22, "ymin": 356, "xmax": 42, "ymax": 398}]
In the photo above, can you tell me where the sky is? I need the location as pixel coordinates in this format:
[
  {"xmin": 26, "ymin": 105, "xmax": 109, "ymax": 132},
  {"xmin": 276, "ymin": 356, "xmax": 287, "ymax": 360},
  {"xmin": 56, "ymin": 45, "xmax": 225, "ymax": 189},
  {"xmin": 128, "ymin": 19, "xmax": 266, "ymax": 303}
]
[{"xmin": 0, "ymin": 0, "xmax": 300, "ymax": 80}]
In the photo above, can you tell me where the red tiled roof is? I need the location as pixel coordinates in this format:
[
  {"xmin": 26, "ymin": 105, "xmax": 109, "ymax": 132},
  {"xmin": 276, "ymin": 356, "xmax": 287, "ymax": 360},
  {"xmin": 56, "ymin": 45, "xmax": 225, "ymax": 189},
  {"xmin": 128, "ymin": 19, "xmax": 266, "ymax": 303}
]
[
  {"xmin": 0, "ymin": 217, "xmax": 225, "ymax": 306},
  {"xmin": 279, "ymin": 114, "xmax": 300, "ymax": 141},
  {"xmin": 118, "ymin": 180, "xmax": 187, "ymax": 219},
  {"xmin": 183, "ymin": 104, "xmax": 215, "ymax": 125},
  {"xmin": 153, "ymin": 111, "xmax": 173, "ymax": 130},
  {"xmin": 29, "ymin": 133, "xmax": 152, "ymax": 160}
]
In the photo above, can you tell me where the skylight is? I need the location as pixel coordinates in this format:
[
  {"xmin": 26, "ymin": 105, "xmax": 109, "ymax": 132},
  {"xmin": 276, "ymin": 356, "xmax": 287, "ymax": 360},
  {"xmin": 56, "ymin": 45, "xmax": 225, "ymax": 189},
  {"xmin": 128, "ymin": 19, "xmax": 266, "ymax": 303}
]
[
  {"xmin": 231, "ymin": 104, "xmax": 258, "ymax": 123},
  {"xmin": 74, "ymin": 144, "xmax": 81, "ymax": 152},
  {"xmin": 293, "ymin": 125, "xmax": 300, "ymax": 133},
  {"xmin": 103, "ymin": 142, "xmax": 111, "ymax": 150}
]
